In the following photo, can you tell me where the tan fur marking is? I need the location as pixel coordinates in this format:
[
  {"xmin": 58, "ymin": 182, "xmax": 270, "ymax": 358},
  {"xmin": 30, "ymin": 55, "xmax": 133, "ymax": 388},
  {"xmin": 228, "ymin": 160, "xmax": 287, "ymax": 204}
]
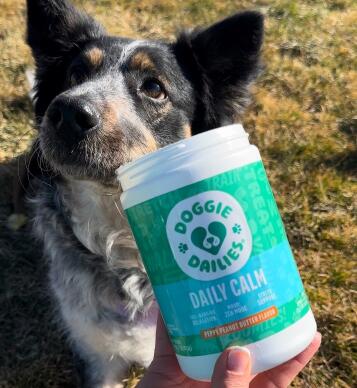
[
  {"xmin": 130, "ymin": 51, "xmax": 156, "ymax": 71},
  {"xmin": 102, "ymin": 101, "xmax": 119, "ymax": 132},
  {"xmin": 126, "ymin": 119, "xmax": 158, "ymax": 159},
  {"xmin": 85, "ymin": 47, "xmax": 104, "ymax": 67},
  {"xmin": 183, "ymin": 124, "xmax": 192, "ymax": 138},
  {"xmin": 102, "ymin": 99, "xmax": 158, "ymax": 158},
  {"xmin": 127, "ymin": 132, "xmax": 158, "ymax": 161}
]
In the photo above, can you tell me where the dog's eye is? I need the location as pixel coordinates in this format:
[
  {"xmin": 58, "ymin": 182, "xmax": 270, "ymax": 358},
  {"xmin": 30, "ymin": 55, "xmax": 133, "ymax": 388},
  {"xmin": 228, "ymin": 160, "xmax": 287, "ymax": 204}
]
[{"xmin": 141, "ymin": 79, "xmax": 166, "ymax": 100}]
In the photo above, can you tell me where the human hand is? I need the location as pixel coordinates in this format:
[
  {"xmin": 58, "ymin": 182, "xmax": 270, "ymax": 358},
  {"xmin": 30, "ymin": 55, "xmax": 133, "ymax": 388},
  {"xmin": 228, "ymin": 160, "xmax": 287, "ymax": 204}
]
[{"xmin": 138, "ymin": 314, "xmax": 321, "ymax": 388}]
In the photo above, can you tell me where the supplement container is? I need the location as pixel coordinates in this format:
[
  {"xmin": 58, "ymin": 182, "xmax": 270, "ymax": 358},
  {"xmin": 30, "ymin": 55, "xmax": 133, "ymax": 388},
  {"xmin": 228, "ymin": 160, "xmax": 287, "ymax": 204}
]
[{"xmin": 117, "ymin": 124, "xmax": 317, "ymax": 380}]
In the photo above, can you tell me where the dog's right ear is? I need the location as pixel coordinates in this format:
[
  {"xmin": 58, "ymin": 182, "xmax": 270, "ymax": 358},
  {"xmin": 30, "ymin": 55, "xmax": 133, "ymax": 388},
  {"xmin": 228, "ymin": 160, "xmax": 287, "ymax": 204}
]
[
  {"xmin": 27, "ymin": 0, "xmax": 105, "ymax": 119},
  {"xmin": 27, "ymin": 0, "xmax": 105, "ymax": 61}
]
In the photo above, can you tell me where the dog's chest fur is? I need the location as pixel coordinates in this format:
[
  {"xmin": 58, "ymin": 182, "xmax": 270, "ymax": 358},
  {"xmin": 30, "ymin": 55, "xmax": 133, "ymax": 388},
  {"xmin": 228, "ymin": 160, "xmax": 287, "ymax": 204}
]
[
  {"xmin": 32, "ymin": 178, "xmax": 156, "ymax": 372},
  {"xmin": 62, "ymin": 180, "xmax": 141, "ymax": 269}
]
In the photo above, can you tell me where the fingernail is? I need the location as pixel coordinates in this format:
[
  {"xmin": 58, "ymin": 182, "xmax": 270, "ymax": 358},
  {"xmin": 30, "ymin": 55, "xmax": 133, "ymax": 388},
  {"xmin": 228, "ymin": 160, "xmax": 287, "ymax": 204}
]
[
  {"xmin": 227, "ymin": 347, "xmax": 250, "ymax": 374},
  {"xmin": 314, "ymin": 332, "xmax": 322, "ymax": 343}
]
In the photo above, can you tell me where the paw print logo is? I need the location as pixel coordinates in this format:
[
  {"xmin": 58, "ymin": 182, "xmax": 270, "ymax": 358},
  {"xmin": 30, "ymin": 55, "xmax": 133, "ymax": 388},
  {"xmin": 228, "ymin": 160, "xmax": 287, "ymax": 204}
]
[
  {"xmin": 232, "ymin": 224, "xmax": 242, "ymax": 234},
  {"xmin": 178, "ymin": 243, "xmax": 188, "ymax": 254}
]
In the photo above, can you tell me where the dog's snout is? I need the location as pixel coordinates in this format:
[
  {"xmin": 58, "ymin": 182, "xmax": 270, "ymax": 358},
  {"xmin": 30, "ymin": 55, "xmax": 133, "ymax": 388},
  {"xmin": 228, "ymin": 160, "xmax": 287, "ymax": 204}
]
[{"xmin": 47, "ymin": 97, "xmax": 100, "ymax": 136}]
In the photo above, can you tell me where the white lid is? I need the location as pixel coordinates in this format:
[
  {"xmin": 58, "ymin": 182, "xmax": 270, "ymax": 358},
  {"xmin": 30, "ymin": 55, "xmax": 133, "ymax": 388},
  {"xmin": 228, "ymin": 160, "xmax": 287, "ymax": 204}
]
[{"xmin": 117, "ymin": 124, "xmax": 248, "ymax": 192}]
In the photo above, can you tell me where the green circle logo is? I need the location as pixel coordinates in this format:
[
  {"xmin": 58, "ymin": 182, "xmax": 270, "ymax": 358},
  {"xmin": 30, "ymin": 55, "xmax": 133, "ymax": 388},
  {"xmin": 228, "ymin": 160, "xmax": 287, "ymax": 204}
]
[{"xmin": 166, "ymin": 191, "xmax": 252, "ymax": 281}]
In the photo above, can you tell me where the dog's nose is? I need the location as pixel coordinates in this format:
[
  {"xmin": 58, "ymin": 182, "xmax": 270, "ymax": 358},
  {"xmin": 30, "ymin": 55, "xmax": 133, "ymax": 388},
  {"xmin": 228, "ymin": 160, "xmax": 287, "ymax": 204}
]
[{"xmin": 47, "ymin": 97, "xmax": 100, "ymax": 136}]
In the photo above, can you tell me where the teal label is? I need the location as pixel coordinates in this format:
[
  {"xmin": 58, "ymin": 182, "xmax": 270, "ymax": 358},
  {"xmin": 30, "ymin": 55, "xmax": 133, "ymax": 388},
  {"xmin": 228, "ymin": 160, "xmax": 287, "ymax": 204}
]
[{"xmin": 125, "ymin": 161, "xmax": 310, "ymax": 356}]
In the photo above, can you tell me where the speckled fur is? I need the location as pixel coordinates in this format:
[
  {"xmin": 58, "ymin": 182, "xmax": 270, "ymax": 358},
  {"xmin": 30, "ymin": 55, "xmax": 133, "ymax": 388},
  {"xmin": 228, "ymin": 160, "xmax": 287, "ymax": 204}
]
[{"xmin": 31, "ymin": 177, "xmax": 157, "ymax": 386}]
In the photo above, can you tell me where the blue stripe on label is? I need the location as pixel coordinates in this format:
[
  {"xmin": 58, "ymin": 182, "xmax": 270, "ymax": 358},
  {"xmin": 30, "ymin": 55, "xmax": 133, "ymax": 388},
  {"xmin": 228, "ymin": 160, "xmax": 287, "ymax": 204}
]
[{"xmin": 153, "ymin": 240, "xmax": 304, "ymax": 336}]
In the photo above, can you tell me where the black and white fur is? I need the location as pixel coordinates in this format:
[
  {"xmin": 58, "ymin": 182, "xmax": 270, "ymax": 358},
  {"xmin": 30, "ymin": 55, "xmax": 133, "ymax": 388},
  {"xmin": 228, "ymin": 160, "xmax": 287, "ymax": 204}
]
[{"xmin": 25, "ymin": 0, "xmax": 263, "ymax": 386}]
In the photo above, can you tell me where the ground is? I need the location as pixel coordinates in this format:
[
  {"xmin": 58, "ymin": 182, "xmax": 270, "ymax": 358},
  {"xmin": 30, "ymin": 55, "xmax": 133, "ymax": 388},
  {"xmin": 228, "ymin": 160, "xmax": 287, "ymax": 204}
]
[{"xmin": 0, "ymin": 0, "xmax": 356, "ymax": 387}]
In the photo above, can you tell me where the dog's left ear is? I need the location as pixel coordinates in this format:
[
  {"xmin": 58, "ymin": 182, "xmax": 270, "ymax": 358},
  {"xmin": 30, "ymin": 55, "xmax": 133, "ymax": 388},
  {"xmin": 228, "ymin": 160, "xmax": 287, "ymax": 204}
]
[{"xmin": 173, "ymin": 11, "xmax": 264, "ymax": 133}]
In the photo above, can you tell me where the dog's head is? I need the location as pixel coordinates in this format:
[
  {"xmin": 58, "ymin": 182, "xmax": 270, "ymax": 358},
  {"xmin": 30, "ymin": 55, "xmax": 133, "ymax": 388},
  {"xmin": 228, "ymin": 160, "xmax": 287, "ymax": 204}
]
[{"xmin": 27, "ymin": 0, "xmax": 263, "ymax": 184}]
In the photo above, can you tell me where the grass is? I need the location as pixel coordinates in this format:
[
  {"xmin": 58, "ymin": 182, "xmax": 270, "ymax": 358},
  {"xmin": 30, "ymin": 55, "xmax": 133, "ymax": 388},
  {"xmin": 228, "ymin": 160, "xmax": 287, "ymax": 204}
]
[{"xmin": 0, "ymin": 0, "xmax": 356, "ymax": 387}]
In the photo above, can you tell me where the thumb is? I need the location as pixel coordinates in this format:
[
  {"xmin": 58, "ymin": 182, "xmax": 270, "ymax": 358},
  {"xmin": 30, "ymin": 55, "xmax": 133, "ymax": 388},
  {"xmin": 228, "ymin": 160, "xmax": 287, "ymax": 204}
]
[{"xmin": 211, "ymin": 346, "xmax": 252, "ymax": 388}]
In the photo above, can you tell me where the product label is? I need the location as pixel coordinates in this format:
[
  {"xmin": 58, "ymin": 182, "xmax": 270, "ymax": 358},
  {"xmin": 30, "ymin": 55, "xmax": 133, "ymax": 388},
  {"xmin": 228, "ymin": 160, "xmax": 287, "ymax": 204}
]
[{"xmin": 125, "ymin": 161, "xmax": 310, "ymax": 357}]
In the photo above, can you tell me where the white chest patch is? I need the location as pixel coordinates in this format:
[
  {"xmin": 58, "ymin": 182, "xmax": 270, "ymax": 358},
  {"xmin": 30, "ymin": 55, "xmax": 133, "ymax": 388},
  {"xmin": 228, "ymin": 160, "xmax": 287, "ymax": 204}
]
[{"xmin": 61, "ymin": 180, "xmax": 142, "ymax": 270}]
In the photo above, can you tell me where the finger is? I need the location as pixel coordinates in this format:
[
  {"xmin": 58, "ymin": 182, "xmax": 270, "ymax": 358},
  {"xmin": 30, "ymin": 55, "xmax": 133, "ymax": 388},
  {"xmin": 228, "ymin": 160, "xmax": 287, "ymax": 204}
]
[
  {"xmin": 251, "ymin": 332, "xmax": 322, "ymax": 388},
  {"xmin": 211, "ymin": 346, "xmax": 253, "ymax": 388},
  {"xmin": 154, "ymin": 313, "xmax": 176, "ymax": 357}
]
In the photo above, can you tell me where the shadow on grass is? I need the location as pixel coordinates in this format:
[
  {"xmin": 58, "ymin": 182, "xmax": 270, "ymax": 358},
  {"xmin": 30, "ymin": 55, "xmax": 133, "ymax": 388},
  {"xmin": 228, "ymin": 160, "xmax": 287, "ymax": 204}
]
[
  {"xmin": 265, "ymin": 140, "xmax": 356, "ymax": 176},
  {"xmin": 333, "ymin": 118, "xmax": 357, "ymax": 175},
  {"xmin": 0, "ymin": 95, "xmax": 34, "ymax": 123},
  {"xmin": 0, "ymin": 160, "xmax": 80, "ymax": 388},
  {"xmin": 321, "ymin": 149, "xmax": 357, "ymax": 175}
]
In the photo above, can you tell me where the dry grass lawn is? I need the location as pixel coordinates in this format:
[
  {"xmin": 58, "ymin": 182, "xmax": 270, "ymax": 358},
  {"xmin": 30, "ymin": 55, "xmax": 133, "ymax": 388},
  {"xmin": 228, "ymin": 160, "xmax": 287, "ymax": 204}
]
[{"xmin": 0, "ymin": 0, "xmax": 356, "ymax": 387}]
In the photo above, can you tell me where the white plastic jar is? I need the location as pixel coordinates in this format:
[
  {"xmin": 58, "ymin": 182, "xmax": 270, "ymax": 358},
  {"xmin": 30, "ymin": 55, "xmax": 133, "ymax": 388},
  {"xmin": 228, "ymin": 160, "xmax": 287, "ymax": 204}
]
[{"xmin": 117, "ymin": 124, "xmax": 317, "ymax": 381}]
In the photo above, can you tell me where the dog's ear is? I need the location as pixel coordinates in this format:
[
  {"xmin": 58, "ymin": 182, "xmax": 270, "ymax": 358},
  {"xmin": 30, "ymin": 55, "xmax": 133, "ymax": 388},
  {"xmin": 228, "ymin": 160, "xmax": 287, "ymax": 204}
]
[
  {"xmin": 173, "ymin": 11, "xmax": 264, "ymax": 133},
  {"xmin": 26, "ymin": 0, "xmax": 105, "ymax": 119},
  {"xmin": 27, "ymin": 0, "xmax": 105, "ymax": 60}
]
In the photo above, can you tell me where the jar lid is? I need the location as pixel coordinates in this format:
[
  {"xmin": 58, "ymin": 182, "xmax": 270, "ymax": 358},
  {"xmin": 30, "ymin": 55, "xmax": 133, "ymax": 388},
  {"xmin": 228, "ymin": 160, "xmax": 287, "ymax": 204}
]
[{"xmin": 117, "ymin": 124, "xmax": 248, "ymax": 192}]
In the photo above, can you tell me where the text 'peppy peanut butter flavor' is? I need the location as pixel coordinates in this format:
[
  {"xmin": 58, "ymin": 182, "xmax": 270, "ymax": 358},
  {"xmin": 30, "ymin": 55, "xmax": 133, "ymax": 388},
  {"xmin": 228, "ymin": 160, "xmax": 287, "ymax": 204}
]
[{"xmin": 117, "ymin": 124, "xmax": 317, "ymax": 381}]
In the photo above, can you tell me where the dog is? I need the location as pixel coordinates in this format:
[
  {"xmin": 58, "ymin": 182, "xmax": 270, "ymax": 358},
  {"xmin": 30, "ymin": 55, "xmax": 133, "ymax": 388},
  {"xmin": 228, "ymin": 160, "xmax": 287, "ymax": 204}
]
[{"xmin": 23, "ymin": 0, "xmax": 263, "ymax": 386}]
